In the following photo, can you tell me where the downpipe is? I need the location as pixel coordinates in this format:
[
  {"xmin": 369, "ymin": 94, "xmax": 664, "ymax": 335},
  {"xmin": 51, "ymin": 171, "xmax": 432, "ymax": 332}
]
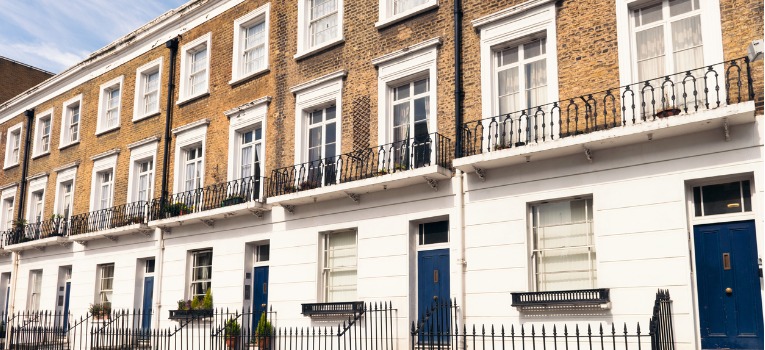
[
  {"xmin": 154, "ymin": 229, "xmax": 165, "ymax": 328},
  {"xmin": 453, "ymin": 169, "xmax": 467, "ymax": 329},
  {"xmin": 5, "ymin": 251, "xmax": 19, "ymax": 350}
]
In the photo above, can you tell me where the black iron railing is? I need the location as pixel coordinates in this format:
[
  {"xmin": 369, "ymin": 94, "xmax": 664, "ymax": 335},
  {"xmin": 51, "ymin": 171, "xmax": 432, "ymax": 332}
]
[
  {"xmin": 269, "ymin": 132, "xmax": 452, "ymax": 197},
  {"xmin": 150, "ymin": 176, "xmax": 263, "ymax": 220},
  {"xmin": 301, "ymin": 301, "xmax": 365, "ymax": 316},
  {"xmin": 3, "ymin": 216, "xmax": 69, "ymax": 246},
  {"xmin": 462, "ymin": 57, "xmax": 757, "ymax": 156},
  {"xmin": 511, "ymin": 288, "xmax": 610, "ymax": 307},
  {"xmin": 650, "ymin": 289, "xmax": 674, "ymax": 350},
  {"xmin": 68, "ymin": 201, "xmax": 150, "ymax": 237}
]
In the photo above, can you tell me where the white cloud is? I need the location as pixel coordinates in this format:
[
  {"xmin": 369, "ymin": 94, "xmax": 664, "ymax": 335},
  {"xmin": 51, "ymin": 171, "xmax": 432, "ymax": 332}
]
[{"xmin": 0, "ymin": 41, "xmax": 88, "ymax": 73}]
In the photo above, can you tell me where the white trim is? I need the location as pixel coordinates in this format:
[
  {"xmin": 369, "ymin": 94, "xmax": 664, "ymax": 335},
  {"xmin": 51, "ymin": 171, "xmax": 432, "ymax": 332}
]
[
  {"xmin": 375, "ymin": 0, "xmax": 438, "ymax": 29},
  {"xmin": 375, "ymin": 39, "xmax": 439, "ymax": 146},
  {"xmin": 224, "ymin": 96, "xmax": 272, "ymax": 118},
  {"xmin": 32, "ymin": 108, "xmax": 54, "ymax": 158},
  {"xmin": 53, "ymin": 167, "xmax": 77, "ymax": 217},
  {"xmin": 471, "ymin": 0, "xmax": 555, "ymax": 28},
  {"xmin": 228, "ymin": 98, "xmax": 269, "ymax": 182},
  {"xmin": 178, "ymin": 33, "xmax": 212, "ymax": 104},
  {"xmin": 127, "ymin": 140, "xmax": 159, "ymax": 203},
  {"xmin": 477, "ymin": 2, "xmax": 558, "ymax": 122},
  {"xmin": 0, "ymin": 186, "xmax": 16, "ymax": 231},
  {"xmin": 59, "ymin": 94, "xmax": 82, "ymax": 149},
  {"xmin": 26, "ymin": 175, "xmax": 48, "ymax": 223},
  {"xmin": 231, "ymin": 3, "xmax": 271, "ymax": 84},
  {"xmin": 128, "ymin": 136, "xmax": 161, "ymax": 149},
  {"xmin": 53, "ymin": 161, "xmax": 79, "ymax": 173},
  {"xmin": 615, "ymin": 0, "xmax": 724, "ymax": 87},
  {"xmin": 90, "ymin": 148, "xmax": 121, "ymax": 161},
  {"xmin": 96, "ymin": 75, "xmax": 125, "ymax": 135},
  {"xmin": 4, "ymin": 122, "xmax": 23, "ymax": 169},
  {"xmin": 26, "ymin": 172, "xmax": 49, "ymax": 182},
  {"xmin": 290, "ymin": 70, "xmax": 347, "ymax": 94},
  {"xmin": 133, "ymin": 57, "xmax": 164, "ymax": 122},
  {"xmin": 296, "ymin": 0, "xmax": 345, "ymax": 58},
  {"xmin": 293, "ymin": 74, "xmax": 344, "ymax": 165},
  {"xmin": 173, "ymin": 122, "xmax": 208, "ymax": 194},
  {"xmin": 0, "ymin": 183, "xmax": 18, "ymax": 192},
  {"xmin": 89, "ymin": 154, "xmax": 118, "ymax": 212}
]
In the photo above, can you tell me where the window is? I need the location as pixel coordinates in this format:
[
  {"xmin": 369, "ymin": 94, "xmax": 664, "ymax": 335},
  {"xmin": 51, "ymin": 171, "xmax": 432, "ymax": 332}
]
[
  {"xmin": 29, "ymin": 191, "xmax": 44, "ymax": 224},
  {"xmin": 376, "ymin": 0, "xmax": 437, "ymax": 28},
  {"xmin": 190, "ymin": 250, "xmax": 212, "ymax": 300},
  {"xmin": 0, "ymin": 188, "xmax": 15, "ymax": 231},
  {"xmin": 305, "ymin": 106, "xmax": 338, "ymax": 185},
  {"xmin": 134, "ymin": 58, "xmax": 162, "ymax": 121},
  {"xmin": 60, "ymin": 95, "xmax": 82, "ymax": 147},
  {"xmin": 90, "ymin": 154, "xmax": 117, "ymax": 212},
  {"xmin": 127, "ymin": 139, "xmax": 158, "ymax": 203},
  {"xmin": 391, "ymin": 78, "xmax": 431, "ymax": 168},
  {"xmin": 418, "ymin": 221, "xmax": 448, "ymax": 245},
  {"xmin": 693, "ymin": 180, "xmax": 752, "ymax": 217},
  {"xmin": 97, "ymin": 76, "xmax": 124, "ymax": 134},
  {"xmin": 226, "ymin": 97, "xmax": 269, "ymax": 196},
  {"xmin": 495, "ymin": 39, "xmax": 547, "ymax": 116},
  {"xmin": 322, "ymin": 230, "xmax": 357, "ymax": 302},
  {"xmin": 28, "ymin": 270, "xmax": 42, "ymax": 311},
  {"xmin": 97, "ymin": 264, "xmax": 114, "ymax": 309},
  {"xmin": 33, "ymin": 110, "xmax": 54, "ymax": 157},
  {"xmin": 58, "ymin": 181, "xmax": 73, "ymax": 219},
  {"xmin": 4, "ymin": 123, "xmax": 22, "ymax": 168},
  {"xmin": 297, "ymin": 0, "xmax": 343, "ymax": 57},
  {"xmin": 183, "ymin": 146, "xmax": 203, "ymax": 193},
  {"xmin": 178, "ymin": 34, "xmax": 211, "ymax": 103},
  {"xmin": 531, "ymin": 198, "xmax": 595, "ymax": 292},
  {"xmin": 136, "ymin": 160, "xmax": 154, "ymax": 202},
  {"xmin": 256, "ymin": 244, "xmax": 270, "ymax": 262},
  {"xmin": 631, "ymin": 0, "xmax": 702, "ymax": 82},
  {"xmin": 232, "ymin": 5, "xmax": 270, "ymax": 83},
  {"xmin": 237, "ymin": 128, "xmax": 262, "ymax": 179},
  {"xmin": 172, "ymin": 119, "xmax": 208, "ymax": 195},
  {"xmin": 96, "ymin": 171, "xmax": 114, "ymax": 210}
]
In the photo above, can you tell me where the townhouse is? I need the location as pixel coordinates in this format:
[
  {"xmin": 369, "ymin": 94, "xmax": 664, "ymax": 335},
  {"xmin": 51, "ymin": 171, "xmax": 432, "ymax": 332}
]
[{"xmin": 0, "ymin": 0, "xmax": 762, "ymax": 349}]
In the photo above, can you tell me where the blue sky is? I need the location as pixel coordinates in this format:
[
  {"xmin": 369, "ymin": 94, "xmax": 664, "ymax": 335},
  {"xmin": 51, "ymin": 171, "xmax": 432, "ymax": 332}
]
[{"xmin": 0, "ymin": 0, "xmax": 188, "ymax": 74}]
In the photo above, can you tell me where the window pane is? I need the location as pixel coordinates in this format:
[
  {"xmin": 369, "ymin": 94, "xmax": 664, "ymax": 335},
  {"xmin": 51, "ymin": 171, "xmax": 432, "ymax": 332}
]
[
  {"xmin": 499, "ymin": 47, "xmax": 518, "ymax": 66},
  {"xmin": 701, "ymin": 182, "xmax": 745, "ymax": 215},
  {"xmin": 394, "ymin": 84, "xmax": 410, "ymax": 101},
  {"xmin": 636, "ymin": 26, "xmax": 665, "ymax": 81},
  {"xmin": 671, "ymin": 15, "xmax": 703, "ymax": 73},
  {"xmin": 419, "ymin": 221, "xmax": 449, "ymax": 245},
  {"xmin": 638, "ymin": 2, "xmax": 663, "ymax": 25},
  {"xmin": 413, "ymin": 79, "xmax": 428, "ymax": 95},
  {"xmin": 413, "ymin": 96, "xmax": 429, "ymax": 122},
  {"xmin": 325, "ymin": 231, "xmax": 357, "ymax": 302},
  {"xmin": 325, "ymin": 106, "xmax": 336, "ymax": 120},
  {"xmin": 669, "ymin": 0, "xmax": 695, "ymax": 16}
]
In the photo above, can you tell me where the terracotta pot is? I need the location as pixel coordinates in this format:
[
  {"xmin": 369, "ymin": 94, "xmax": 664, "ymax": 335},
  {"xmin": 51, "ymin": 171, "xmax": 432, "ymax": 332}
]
[
  {"xmin": 257, "ymin": 336, "xmax": 271, "ymax": 350},
  {"xmin": 656, "ymin": 108, "xmax": 681, "ymax": 118},
  {"xmin": 225, "ymin": 336, "xmax": 238, "ymax": 349}
]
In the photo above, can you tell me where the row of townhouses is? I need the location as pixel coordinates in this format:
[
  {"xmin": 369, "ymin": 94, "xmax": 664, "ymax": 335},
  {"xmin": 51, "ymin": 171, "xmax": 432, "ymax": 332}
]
[{"xmin": 0, "ymin": 0, "xmax": 762, "ymax": 349}]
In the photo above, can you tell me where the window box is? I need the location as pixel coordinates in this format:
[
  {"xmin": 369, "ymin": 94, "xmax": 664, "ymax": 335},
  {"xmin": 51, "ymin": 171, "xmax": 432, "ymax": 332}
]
[
  {"xmin": 168, "ymin": 309, "xmax": 214, "ymax": 320},
  {"xmin": 220, "ymin": 195, "xmax": 245, "ymax": 207},
  {"xmin": 511, "ymin": 289, "xmax": 610, "ymax": 309},
  {"xmin": 301, "ymin": 301, "xmax": 364, "ymax": 316}
]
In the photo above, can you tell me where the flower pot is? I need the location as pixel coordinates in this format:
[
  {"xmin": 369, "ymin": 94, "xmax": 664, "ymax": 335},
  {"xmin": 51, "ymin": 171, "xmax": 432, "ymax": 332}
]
[
  {"xmin": 221, "ymin": 197, "xmax": 245, "ymax": 207},
  {"xmin": 656, "ymin": 108, "xmax": 681, "ymax": 118},
  {"xmin": 226, "ymin": 336, "xmax": 239, "ymax": 349},
  {"xmin": 257, "ymin": 336, "xmax": 271, "ymax": 350}
]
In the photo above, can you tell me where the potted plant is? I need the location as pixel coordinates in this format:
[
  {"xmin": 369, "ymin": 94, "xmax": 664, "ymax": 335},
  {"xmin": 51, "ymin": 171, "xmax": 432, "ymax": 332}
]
[
  {"xmin": 49, "ymin": 214, "xmax": 65, "ymax": 237},
  {"xmin": 169, "ymin": 289, "xmax": 214, "ymax": 320},
  {"xmin": 89, "ymin": 303, "xmax": 111, "ymax": 320},
  {"xmin": 299, "ymin": 181, "xmax": 320, "ymax": 191},
  {"xmin": 165, "ymin": 202, "xmax": 190, "ymax": 218},
  {"xmin": 221, "ymin": 194, "xmax": 245, "ymax": 207},
  {"xmin": 224, "ymin": 318, "xmax": 241, "ymax": 349},
  {"xmin": 255, "ymin": 311, "xmax": 273, "ymax": 350},
  {"xmin": 128, "ymin": 215, "xmax": 145, "ymax": 225},
  {"xmin": 656, "ymin": 93, "xmax": 681, "ymax": 118}
]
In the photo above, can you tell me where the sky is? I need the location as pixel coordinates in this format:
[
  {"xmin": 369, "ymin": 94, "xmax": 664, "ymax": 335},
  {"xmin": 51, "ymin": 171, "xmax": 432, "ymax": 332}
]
[{"xmin": 0, "ymin": 0, "xmax": 188, "ymax": 74}]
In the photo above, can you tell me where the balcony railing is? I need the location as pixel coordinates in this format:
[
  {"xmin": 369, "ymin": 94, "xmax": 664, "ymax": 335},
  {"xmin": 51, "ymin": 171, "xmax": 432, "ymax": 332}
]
[
  {"xmin": 462, "ymin": 57, "xmax": 756, "ymax": 156},
  {"xmin": 149, "ymin": 175, "xmax": 263, "ymax": 220},
  {"xmin": 268, "ymin": 132, "xmax": 452, "ymax": 197},
  {"xmin": 68, "ymin": 201, "xmax": 150, "ymax": 236}
]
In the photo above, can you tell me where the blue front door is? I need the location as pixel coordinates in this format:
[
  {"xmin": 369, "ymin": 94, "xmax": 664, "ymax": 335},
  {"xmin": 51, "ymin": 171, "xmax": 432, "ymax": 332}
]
[
  {"xmin": 62, "ymin": 282, "xmax": 71, "ymax": 332},
  {"xmin": 694, "ymin": 220, "xmax": 764, "ymax": 349},
  {"xmin": 252, "ymin": 266, "xmax": 269, "ymax": 334},
  {"xmin": 141, "ymin": 276, "xmax": 154, "ymax": 333},
  {"xmin": 417, "ymin": 248, "xmax": 450, "ymax": 341}
]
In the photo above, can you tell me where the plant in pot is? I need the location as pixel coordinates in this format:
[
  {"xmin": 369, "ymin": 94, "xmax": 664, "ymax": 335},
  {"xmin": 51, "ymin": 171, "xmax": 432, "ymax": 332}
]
[
  {"xmin": 89, "ymin": 303, "xmax": 111, "ymax": 320},
  {"xmin": 255, "ymin": 311, "xmax": 273, "ymax": 350},
  {"xmin": 165, "ymin": 202, "xmax": 190, "ymax": 218},
  {"xmin": 11, "ymin": 219, "xmax": 28, "ymax": 243},
  {"xmin": 656, "ymin": 93, "xmax": 681, "ymax": 118},
  {"xmin": 224, "ymin": 318, "xmax": 241, "ymax": 349},
  {"xmin": 49, "ymin": 214, "xmax": 65, "ymax": 237},
  {"xmin": 299, "ymin": 180, "xmax": 320, "ymax": 191},
  {"xmin": 221, "ymin": 194, "xmax": 246, "ymax": 207}
]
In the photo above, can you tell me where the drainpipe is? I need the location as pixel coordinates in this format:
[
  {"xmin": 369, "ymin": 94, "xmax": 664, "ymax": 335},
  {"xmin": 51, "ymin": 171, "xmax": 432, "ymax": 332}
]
[
  {"xmin": 5, "ymin": 251, "xmax": 19, "ymax": 350},
  {"xmin": 453, "ymin": 0, "xmax": 464, "ymax": 159},
  {"xmin": 160, "ymin": 37, "xmax": 179, "ymax": 206},
  {"xmin": 154, "ymin": 230, "xmax": 165, "ymax": 327},
  {"xmin": 16, "ymin": 109, "xmax": 34, "ymax": 222},
  {"xmin": 453, "ymin": 170, "xmax": 467, "ymax": 328}
]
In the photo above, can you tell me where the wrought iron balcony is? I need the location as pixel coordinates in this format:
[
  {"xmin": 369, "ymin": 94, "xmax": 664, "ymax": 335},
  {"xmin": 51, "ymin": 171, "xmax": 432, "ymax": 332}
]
[
  {"xmin": 268, "ymin": 132, "xmax": 452, "ymax": 197},
  {"xmin": 68, "ymin": 201, "xmax": 150, "ymax": 237},
  {"xmin": 149, "ymin": 175, "xmax": 264, "ymax": 221},
  {"xmin": 511, "ymin": 288, "xmax": 610, "ymax": 308},
  {"xmin": 461, "ymin": 57, "xmax": 756, "ymax": 156},
  {"xmin": 3, "ymin": 216, "xmax": 70, "ymax": 247}
]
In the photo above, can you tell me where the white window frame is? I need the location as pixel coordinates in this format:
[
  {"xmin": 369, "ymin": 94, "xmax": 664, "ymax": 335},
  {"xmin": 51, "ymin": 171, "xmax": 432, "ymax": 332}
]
[
  {"xmin": 321, "ymin": 229, "xmax": 357, "ymax": 302},
  {"xmin": 616, "ymin": 0, "xmax": 723, "ymax": 87},
  {"xmin": 96, "ymin": 263, "xmax": 115, "ymax": 309},
  {"xmin": 60, "ymin": 94, "xmax": 82, "ymax": 148},
  {"xmin": 133, "ymin": 58, "xmax": 163, "ymax": 121},
  {"xmin": 27, "ymin": 270, "xmax": 42, "ymax": 311},
  {"xmin": 373, "ymin": 39, "xmax": 439, "ymax": 147},
  {"xmin": 89, "ymin": 154, "xmax": 118, "ymax": 212},
  {"xmin": 375, "ymin": 0, "xmax": 438, "ymax": 28},
  {"xmin": 291, "ymin": 72, "xmax": 344, "ymax": 166},
  {"xmin": 226, "ymin": 97, "xmax": 270, "ymax": 184},
  {"xmin": 172, "ymin": 120, "xmax": 209, "ymax": 195},
  {"xmin": 0, "ymin": 186, "xmax": 17, "ymax": 231},
  {"xmin": 53, "ymin": 165, "xmax": 77, "ymax": 219},
  {"xmin": 529, "ymin": 197, "xmax": 596, "ymax": 292},
  {"xmin": 474, "ymin": 2, "xmax": 559, "ymax": 135},
  {"xmin": 127, "ymin": 139, "xmax": 158, "ymax": 203},
  {"xmin": 231, "ymin": 4, "xmax": 271, "ymax": 84},
  {"xmin": 26, "ymin": 176, "xmax": 48, "ymax": 224},
  {"xmin": 178, "ymin": 33, "xmax": 212, "ymax": 104},
  {"xmin": 33, "ymin": 109, "xmax": 54, "ymax": 158},
  {"xmin": 4, "ymin": 122, "xmax": 22, "ymax": 169},
  {"xmin": 96, "ymin": 76, "xmax": 124, "ymax": 135},
  {"xmin": 189, "ymin": 249, "xmax": 213, "ymax": 300},
  {"xmin": 295, "ymin": 0, "xmax": 344, "ymax": 59}
]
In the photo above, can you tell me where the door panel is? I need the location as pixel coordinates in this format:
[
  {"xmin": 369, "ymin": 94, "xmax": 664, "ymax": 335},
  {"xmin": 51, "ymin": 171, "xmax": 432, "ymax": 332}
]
[
  {"xmin": 62, "ymin": 282, "xmax": 70, "ymax": 333},
  {"xmin": 694, "ymin": 220, "xmax": 764, "ymax": 349},
  {"xmin": 141, "ymin": 276, "xmax": 154, "ymax": 332},
  {"xmin": 252, "ymin": 266, "xmax": 269, "ymax": 334},
  {"xmin": 417, "ymin": 249, "xmax": 450, "ymax": 342}
]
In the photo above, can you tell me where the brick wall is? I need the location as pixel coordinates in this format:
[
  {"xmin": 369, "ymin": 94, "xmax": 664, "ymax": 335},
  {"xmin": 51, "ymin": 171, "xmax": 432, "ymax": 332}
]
[{"xmin": 0, "ymin": 58, "xmax": 53, "ymax": 105}]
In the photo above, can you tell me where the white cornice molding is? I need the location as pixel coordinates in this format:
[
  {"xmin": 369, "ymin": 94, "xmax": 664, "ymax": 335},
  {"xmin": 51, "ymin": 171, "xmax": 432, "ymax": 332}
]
[
  {"xmin": 0, "ymin": 182, "xmax": 18, "ymax": 192},
  {"xmin": 128, "ymin": 136, "xmax": 161, "ymax": 149},
  {"xmin": 172, "ymin": 119, "xmax": 211, "ymax": 135},
  {"xmin": 290, "ymin": 71, "xmax": 347, "ymax": 94},
  {"xmin": 53, "ymin": 161, "xmax": 80, "ymax": 173},
  {"xmin": 371, "ymin": 37, "xmax": 442, "ymax": 66},
  {"xmin": 472, "ymin": 0, "xmax": 555, "ymax": 29},
  {"xmin": 90, "ymin": 149, "xmax": 121, "ymax": 161},
  {"xmin": 26, "ymin": 172, "xmax": 49, "ymax": 182},
  {"xmin": 224, "ymin": 96, "xmax": 272, "ymax": 118}
]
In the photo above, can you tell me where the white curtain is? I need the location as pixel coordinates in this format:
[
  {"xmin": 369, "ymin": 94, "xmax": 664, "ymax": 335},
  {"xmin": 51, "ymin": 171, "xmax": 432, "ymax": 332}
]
[
  {"xmin": 671, "ymin": 15, "xmax": 703, "ymax": 74},
  {"xmin": 325, "ymin": 231, "xmax": 357, "ymax": 302},
  {"xmin": 636, "ymin": 26, "xmax": 666, "ymax": 82},
  {"xmin": 497, "ymin": 67, "xmax": 519, "ymax": 115},
  {"xmin": 310, "ymin": 0, "xmax": 337, "ymax": 46}
]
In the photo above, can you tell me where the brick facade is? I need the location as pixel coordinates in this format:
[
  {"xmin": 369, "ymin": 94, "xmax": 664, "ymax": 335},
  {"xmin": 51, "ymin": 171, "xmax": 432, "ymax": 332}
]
[{"xmin": 0, "ymin": 57, "xmax": 53, "ymax": 105}]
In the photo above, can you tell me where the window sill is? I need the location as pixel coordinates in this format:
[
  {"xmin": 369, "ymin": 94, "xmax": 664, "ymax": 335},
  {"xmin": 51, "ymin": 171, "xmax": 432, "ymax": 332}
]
[
  {"xmin": 301, "ymin": 301, "xmax": 364, "ymax": 317},
  {"xmin": 95, "ymin": 125, "xmax": 120, "ymax": 137},
  {"xmin": 294, "ymin": 38, "xmax": 345, "ymax": 61},
  {"xmin": 168, "ymin": 309, "xmax": 213, "ymax": 320},
  {"xmin": 133, "ymin": 111, "xmax": 161, "ymax": 123},
  {"xmin": 229, "ymin": 68, "xmax": 270, "ymax": 86},
  {"xmin": 58, "ymin": 141, "xmax": 80, "ymax": 151},
  {"xmin": 177, "ymin": 92, "xmax": 210, "ymax": 106},
  {"xmin": 375, "ymin": 2, "xmax": 439, "ymax": 29},
  {"xmin": 31, "ymin": 151, "xmax": 50, "ymax": 160},
  {"xmin": 511, "ymin": 289, "xmax": 610, "ymax": 310},
  {"xmin": 2, "ymin": 163, "xmax": 19, "ymax": 171}
]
